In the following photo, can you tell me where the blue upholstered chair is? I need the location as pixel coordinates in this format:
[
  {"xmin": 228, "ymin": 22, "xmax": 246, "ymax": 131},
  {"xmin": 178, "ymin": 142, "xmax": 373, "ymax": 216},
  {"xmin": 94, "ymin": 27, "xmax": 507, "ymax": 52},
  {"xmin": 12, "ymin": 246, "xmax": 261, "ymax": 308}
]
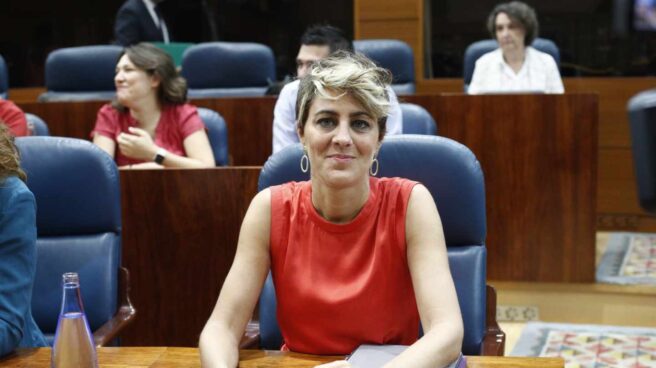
[
  {"xmin": 39, "ymin": 45, "xmax": 122, "ymax": 102},
  {"xmin": 16, "ymin": 137, "xmax": 136, "ymax": 346},
  {"xmin": 463, "ymin": 38, "xmax": 560, "ymax": 92},
  {"xmin": 628, "ymin": 89, "xmax": 656, "ymax": 213},
  {"xmin": 0, "ymin": 54, "xmax": 8, "ymax": 99},
  {"xmin": 197, "ymin": 107, "xmax": 229, "ymax": 166},
  {"xmin": 354, "ymin": 39, "xmax": 415, "ymax": 95},
  {"xmin": 25, "ymin": 113, "xmax": 50, "ymax": 136},
  {"xmin": 400, "ymin": 103, "xmax": 437, "ymax": 135},
  {"xmin": 182, "ymin": 42, "xmax": 276, "ymax": 98},
  {"xmin": 250, "ymin": 135, "xmax": 505, "ymax": 356}
]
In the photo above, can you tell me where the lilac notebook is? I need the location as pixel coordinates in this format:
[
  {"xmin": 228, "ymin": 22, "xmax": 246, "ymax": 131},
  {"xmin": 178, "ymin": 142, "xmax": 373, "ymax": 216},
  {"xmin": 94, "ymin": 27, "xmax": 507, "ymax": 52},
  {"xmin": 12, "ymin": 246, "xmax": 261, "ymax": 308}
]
[{"xmin": 347, "ymin": 344, "xmax": 467, "ymax": 368}]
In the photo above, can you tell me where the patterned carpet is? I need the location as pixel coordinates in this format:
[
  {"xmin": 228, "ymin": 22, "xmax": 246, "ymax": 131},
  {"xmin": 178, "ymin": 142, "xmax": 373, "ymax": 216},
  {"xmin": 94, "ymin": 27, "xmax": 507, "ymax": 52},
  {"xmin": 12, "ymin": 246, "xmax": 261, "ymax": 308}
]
[
  {"xmin": 511, "ymin": 322, "xmax": 656, "ymax": 367},
  {"xmin": 596, "ymin": 232, "xmax": 656, "ymax": 285}
]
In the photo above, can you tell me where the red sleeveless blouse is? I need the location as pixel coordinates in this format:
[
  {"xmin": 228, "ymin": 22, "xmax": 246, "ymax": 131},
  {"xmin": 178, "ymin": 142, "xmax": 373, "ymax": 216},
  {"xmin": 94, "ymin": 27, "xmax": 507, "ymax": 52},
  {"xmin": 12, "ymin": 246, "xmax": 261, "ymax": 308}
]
[{"xmin": 269, "ymin": 177, "xmax": 420, "ymax": 355}]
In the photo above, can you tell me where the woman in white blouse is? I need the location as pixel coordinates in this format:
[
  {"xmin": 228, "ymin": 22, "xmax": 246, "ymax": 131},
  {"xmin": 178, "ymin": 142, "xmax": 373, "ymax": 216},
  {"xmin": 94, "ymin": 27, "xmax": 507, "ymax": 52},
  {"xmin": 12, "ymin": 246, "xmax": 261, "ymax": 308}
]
[{"xmin": 468, "ymin": 1, "xmax": 564, "ymax": 94}]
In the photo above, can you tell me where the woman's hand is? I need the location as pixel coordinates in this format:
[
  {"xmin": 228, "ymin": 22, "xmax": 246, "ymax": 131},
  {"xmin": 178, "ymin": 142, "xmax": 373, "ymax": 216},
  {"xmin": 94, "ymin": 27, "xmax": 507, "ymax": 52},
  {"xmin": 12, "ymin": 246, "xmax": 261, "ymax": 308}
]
[
  {"xmin": 314, "ymin": 361, "xmax": 352, "ymax": 368},
  {"xmin": 117, "ymin": 127, "xmax": 158, "ymax": 161}
]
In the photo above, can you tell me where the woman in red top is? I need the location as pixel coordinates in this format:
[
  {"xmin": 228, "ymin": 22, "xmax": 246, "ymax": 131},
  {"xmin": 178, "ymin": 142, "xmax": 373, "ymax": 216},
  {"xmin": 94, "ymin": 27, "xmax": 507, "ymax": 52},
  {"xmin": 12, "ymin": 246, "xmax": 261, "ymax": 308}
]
[
  {"xmin": 200, "ymin": 51, "xmax": 463, "ymax": 367},
  {"xmin": 91, "ymin": 43, "xmax": 214, "ymax": 168}
]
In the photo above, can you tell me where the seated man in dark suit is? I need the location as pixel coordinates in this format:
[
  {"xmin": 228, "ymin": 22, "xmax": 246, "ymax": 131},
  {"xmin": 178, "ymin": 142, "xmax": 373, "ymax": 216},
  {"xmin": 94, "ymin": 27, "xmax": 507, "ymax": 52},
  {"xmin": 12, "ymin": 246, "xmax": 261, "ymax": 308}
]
[{"xmin": 114, "ymin": 0, "xmax": 171, "ymax": 46}]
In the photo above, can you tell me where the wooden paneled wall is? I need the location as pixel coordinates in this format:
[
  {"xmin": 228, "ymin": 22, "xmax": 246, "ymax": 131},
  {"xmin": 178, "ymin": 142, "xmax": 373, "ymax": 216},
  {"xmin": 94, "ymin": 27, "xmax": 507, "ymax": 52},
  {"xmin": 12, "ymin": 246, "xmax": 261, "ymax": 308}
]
[
  {"xmin": 417, "ymin": 77, "xmax": 656, "ymax": 233},
  {"xmin": 354, "ymin": 0, "xmax": 424, "ymax": 83}
]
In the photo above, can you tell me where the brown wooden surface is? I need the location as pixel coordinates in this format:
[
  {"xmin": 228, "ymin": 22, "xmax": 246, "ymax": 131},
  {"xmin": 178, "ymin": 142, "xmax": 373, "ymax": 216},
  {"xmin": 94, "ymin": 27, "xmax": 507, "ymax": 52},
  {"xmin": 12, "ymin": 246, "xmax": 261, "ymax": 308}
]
[
  {"xmin": 118, "ymin": 167, "xmax": 260, "ymax": 346},
  {"xmin": 2, "ymin": 347, "xmax": 565, "ymax": 367},
  {"xmin": 418, "ymin": 77, "xmax": 656, "ymax": 232},
  {"xmin": 406, "ymin": 94, "xmax": 598, "ymax": 282}
]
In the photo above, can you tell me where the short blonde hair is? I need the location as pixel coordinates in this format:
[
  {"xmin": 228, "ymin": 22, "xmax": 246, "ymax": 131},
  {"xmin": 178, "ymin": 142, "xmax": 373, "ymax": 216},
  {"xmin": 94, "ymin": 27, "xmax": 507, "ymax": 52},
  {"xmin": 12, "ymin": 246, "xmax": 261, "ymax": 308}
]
[{"xmin": 296, "ymin": 50, "xmax": 392, "ymax": 141}]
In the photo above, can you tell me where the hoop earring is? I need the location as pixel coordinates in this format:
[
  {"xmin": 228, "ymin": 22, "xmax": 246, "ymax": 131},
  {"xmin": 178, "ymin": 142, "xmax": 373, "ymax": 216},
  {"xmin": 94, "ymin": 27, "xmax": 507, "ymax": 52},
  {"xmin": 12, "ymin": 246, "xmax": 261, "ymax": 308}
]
[
  {"xmin": 300, "ymin": 152, "xmax": 309, "ymax": 173},
  {"xmin": 370, "ymin": 157, "xmax": 379, "ymax": 176}
]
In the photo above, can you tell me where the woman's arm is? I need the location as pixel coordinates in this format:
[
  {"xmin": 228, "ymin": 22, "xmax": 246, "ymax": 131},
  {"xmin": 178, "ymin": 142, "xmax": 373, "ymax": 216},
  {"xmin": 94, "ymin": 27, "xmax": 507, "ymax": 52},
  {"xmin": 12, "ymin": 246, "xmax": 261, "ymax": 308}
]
[
  {"xmin": 386, "ymin": 184, "xmax": 463, "ymax": 368},
  {"xmin": 117, "ymin": 127, "xmax": 215, "ymax": 168},
  {"xmin": 92, "ymin": 134, "xmax": 117, "ymax": 158},
  {"xmin": 199, "ymin": 189, "xmax": 272, "ymax": 368}
]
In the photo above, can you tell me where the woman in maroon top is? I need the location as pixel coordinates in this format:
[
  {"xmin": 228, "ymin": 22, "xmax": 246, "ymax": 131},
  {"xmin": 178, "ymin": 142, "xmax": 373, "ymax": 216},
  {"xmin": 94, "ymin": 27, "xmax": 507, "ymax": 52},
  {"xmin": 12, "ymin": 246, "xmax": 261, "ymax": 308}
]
[
  {"xmin": 199, "ymin": 52, "xmax": 463, "ymax": 367},
  {"xmin": 91, "ymin": 43, "xmax": 214, "ymax": 168}
]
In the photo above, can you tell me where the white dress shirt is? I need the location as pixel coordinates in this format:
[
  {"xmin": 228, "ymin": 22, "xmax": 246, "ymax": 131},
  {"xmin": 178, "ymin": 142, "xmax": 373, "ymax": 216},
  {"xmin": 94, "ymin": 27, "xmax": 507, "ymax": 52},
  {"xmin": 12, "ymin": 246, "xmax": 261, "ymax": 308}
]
[
  {"xmin": 272, "ymin": 80, "xmax": 403, "ymax": 154},
  {"xmin": 468, "ymin": 46, "xmax": 564, "ymax": 94}
]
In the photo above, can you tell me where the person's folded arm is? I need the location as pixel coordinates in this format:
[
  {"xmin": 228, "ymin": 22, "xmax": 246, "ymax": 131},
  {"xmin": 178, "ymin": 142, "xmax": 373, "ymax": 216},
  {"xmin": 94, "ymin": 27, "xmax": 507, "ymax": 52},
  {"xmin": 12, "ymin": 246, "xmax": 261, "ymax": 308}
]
[
  {"xmin": 0, "ymin": 186, "xmax": 37, "ymax": 356},
  {"xmin": 385, "ymin": 184, "xmax": 464, "ymax": 368},
  {"xmin": 199, "ymin": 189, "xmax": 272, "ymax": 368}
]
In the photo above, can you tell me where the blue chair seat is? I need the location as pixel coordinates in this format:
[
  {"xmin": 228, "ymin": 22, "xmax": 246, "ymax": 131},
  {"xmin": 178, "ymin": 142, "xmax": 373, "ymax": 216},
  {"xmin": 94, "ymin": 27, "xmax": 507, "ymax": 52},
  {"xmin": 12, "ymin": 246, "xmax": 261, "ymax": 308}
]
[
  {"xmin": 197, "ymin": 107, "xmax": 229, "ymax": 166},
  {"xmin": 16, "ymin": 137, "xmax": 136, "ymax": 346},
  {"xmin": 182, "ymin": 42, "xmax": 275, "ymax": 98},
  {"xmin": 39, "ymin": 45, "xmax": 122, "ymax": 102},
  {"xmin": 400, "ymin": 103, "xmax": 437, "ymax": 135},
  {"xmin": 354, "ymin": 39, "xmax": 416, "ymax": 95}
]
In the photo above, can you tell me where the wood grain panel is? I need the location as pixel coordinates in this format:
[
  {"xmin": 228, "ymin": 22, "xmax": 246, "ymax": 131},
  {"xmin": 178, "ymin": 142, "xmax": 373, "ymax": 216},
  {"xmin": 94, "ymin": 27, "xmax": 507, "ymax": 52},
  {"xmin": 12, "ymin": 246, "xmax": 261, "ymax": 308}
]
[
  {"xmin": 564, "ymin": 77, "xmax": 656, "ymax": 149},
  {"xmin": 354, "ymin": 0, "xmax": 420, "ymax": 21},
  {"xmin": 416, "ymin": 78, "xmax": 464, "ymax": 94},
  {"xmin": 3, "ymin": 348, "xmax": 565, "ymax": 367},
  {"xmin": 407, "ymin": 94, "xmax": 598, "ymax": 282},
  {"xmin": 597, "ymin": 148, "xmax": 640, "ymax": 215},
  {"xmin": 119, "ymin": 168, "xmax": 260, "ymax": 346}
]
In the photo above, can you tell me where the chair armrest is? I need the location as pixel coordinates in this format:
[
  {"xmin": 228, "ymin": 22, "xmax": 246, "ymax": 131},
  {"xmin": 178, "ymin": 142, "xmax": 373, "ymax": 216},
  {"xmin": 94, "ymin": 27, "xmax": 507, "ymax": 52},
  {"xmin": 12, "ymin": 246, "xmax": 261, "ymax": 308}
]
[
  {"xmin": 239, "ymin": 320, "xmax": 260, "ymax": 349},
  {"xmin": 480, "ymin": 284, "xmax": 506, "ymax": 356},
  {"xmin": 93, "ymin": 267, "xmax": 137, "ymax": 347}
]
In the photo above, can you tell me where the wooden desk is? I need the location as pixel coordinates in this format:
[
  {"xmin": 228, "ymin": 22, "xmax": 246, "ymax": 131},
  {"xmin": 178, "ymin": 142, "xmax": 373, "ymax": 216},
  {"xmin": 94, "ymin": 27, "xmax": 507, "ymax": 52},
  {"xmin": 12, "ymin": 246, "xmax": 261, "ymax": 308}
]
[
  {"xmin": 1, "ymin": 347, "xmax": 565, "ymax": 367},
  {"xmin": 119, "ymin": 167, "xmax": 260, "ymax": 346}
]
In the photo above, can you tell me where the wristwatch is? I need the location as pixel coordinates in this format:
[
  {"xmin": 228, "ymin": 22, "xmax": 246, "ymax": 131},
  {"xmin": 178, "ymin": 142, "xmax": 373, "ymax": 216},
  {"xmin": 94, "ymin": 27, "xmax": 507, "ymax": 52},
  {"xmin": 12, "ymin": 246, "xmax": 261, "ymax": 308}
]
[{"xmin": 153, "ymin": 148, "xmax": 168, "ymax": 165}]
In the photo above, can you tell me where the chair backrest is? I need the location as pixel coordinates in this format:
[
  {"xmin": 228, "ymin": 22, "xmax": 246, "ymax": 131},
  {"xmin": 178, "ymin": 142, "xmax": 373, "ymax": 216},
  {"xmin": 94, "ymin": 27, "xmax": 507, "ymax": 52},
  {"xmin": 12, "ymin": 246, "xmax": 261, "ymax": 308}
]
[
  {"xmin": 400, "ymin": 103, "xmax": 437, "ymax": 135},
  {"xmin": 197, "ymin": 107, "xmax": 229, "ymax": 166},
  {"xmin": 463, "ymin": 38, "xmax": 560, "ymax": 91},
  {"xmin": 25, "ymin": 113, "xmax": 50, "ymax": 136},
  {"xmin": 0, "ymin": 54, "xmax": 8, "ymax": 99},
  {"xmin": 39, "ymin": 45, "xmax": 122, "ymax": 102},
  {"xmin": 628, "ymin": 89, "xmax": 656, "ymax": 213},
  {"xmin": 256, "ymin": 135, "xmax": 487, "ymax": 355},
  {"xmin": 354, "ymin": 39, "xmax": 415, "ymax": 95},
  {"xmin": 182, "ymin": 42, "xmax": 276, "ymax": 98},
  {"xmin": 16, "ymin": 137, "xmax": 122, "ymax": 344}
]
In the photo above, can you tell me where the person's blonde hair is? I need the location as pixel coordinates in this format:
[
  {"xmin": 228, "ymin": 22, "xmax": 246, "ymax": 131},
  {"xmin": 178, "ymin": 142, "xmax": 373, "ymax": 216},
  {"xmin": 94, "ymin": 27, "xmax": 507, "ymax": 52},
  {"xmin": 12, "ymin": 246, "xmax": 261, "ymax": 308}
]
[
  {"xmin": 296, "ymin": 50, "xmax": 392, "ymax": 141},
  {"xmin": 0, "ymin": 123, "xmax": 26, "ymax": 182}
]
